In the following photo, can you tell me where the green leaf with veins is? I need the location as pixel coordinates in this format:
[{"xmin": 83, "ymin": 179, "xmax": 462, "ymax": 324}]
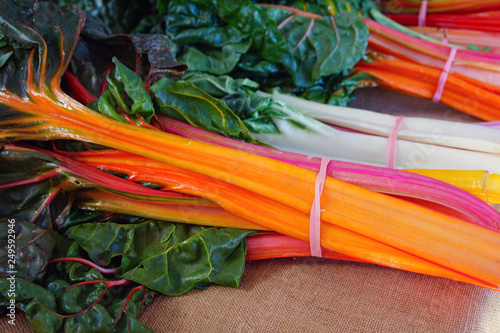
[
  {"xmin": 0, "ymin": 219, "xmax": 57, "ymax": 282},
  {"xmin": 151, "ymin": 77, "xmax": 268, "ymax": 144},
  {"xmin": 66, "ymin": 219, "xmax": 254, "ymax": 295}
]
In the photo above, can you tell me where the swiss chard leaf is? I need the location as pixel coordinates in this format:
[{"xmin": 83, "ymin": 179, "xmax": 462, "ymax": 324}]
[
  {"xmin": 91, "ymin": 57, "xmax": 155, "ymax": 124},
  {"xmin": 0, "ymin": 278, "xmax": 63, "ymax": 332},
  {"xmin": 0, "ymin": 0, "xmax": 84, "ymax": 99},
  {"xmin": 67, "ymin": 13, "xmax": 186, "ymax": 98},
  {"xmin": 267, "ymin": 8, "xmax": 369, "ymax": 87},
  {"xmin": 166, "ymin": 0, "xmax": 253, "ymax": 75},
  {"xmin": 151, "ymin": 77, "xmax": 268, "ymax": 144},
  {"xmin": 0, "ymin": 219, "xmax": 57, "ymax": 282},
  {"xmin": 65, "ymin": 219, "xmax": 254, "ymax": 296},
  {"xmin": 58, "ymin": 0, "xmax": 159, "ymax": 34},
  {"xmin": 0, "ymin": 147, "xmax": 76, "ymax": 229},
  {"xmin": 184, "ymin": 72, "xmax": 307, "ymax": 134}
]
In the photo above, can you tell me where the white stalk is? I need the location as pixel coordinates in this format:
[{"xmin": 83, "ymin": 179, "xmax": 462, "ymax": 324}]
[
  {"xmin": 254, "ymin": 93, "xmax": 500, "ymax": 174},
  {"xmin": 265, "ymin": 91, "xmax": 500, "ymax": 154}
]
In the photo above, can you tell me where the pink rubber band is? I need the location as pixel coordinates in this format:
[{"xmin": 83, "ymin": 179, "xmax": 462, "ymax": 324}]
[
  {"xmin": 441, "ymin": 37, "xmax": 448, "ymax": 46},
  {"xmin": 432, "ymin": 48, "xmax": 457, "ymax": 103},
  {"xmin": 310, "ymin": 158, "xmax": 329, "ymax": 257},
  {"xmin": 476, "ymin": 121, "xmax": 500, "ymax": 129},
  {"xmin": 418, "ymin": 0, "xmax": 428, "ymax": 27},
  {"xmin": 387, "ymin": 116, "xmax": 405, "ymax": 169}
]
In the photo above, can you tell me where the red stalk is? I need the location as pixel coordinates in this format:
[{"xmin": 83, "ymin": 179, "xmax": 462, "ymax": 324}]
[
  {"xmin": 62, "ymin": 72, "xmax": 96, "ymax": 105},
  {"xmin": 110, "ymin": 285, "xmax": 146, "ymax": 332},
  {"xmin": 49, "ymin": 257, "xmax": 118, "ymax": 274}
]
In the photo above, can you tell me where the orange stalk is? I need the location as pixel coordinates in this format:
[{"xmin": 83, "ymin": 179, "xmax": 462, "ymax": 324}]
[
  {"xmin": 76, "ymin": 189, "xmax": 265, "ymax": 230},
  {"xmin": 3, "ymin": 33, "xmax": 500, "ymax": 288},
  {"xmin": 69, "ymin": 149, "xmax": 500, "ymax": 289}
]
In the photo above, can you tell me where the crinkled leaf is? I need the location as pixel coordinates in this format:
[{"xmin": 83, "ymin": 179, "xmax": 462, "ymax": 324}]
[
  {"xmin": 98, "ymin": 57, "xmax": 155, "ymax": 124},
  {"xmin": 165, "ymin": 0, "xmax": 253, "ymax": 74},
  {"xmin": 39, "ymin": 235, "xmax": 155, "ymax": 333},
  {"xmin": 58, "ymin": 0, "xmax": 159, "ymax": 34},
  {"xmin": 0, "ymin": 147, "xmax": 75, "ymax": 229},
  {"xmin": 160, "ymin": 0, "xmax": 369, "ymax": 105},
  {"xmin": 267, "ymin": 9, "xmax": 369, "ymax": 87},
  {"xmin": 0, "ymin": 219, "xmax": 57, "ymax": 282},
  {"xmin": 122, "ymin": 227, "xmax": 251, "ymax": 295},
  {"xmin": 129, "ymin": 34, "xmax": 188, "ymax": 77},
  {"xmin": 217, "ymin": 2, "xmax": 291, "ymax": 65},
  {"xmin": 67, "ymin": 14, "xmax": 186, "ymax": 97},
  {"xmin": 0, "ymin": 278, "xmax": 62, "ymax": 332},
  {"xmin": 0, "ymin": 277, "xmax": 154, "ymax": 333},
  {"xmin": 184, "ymin": 72, "xmax": 306, "ymax": 134},
  {"xmin": 0, "ymin": 1, "xmax": 84, "ymax": 98},
  {"xmin": 65, "ymin": 220, "xmax": 254, "ymax": 295},
  {"xmin": 151, "ymin": 77, "xmax": 267, "ymax": 145}
]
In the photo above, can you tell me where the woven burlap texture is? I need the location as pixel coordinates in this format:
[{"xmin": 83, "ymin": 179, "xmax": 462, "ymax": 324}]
[{"xmin": 2, "ymin": 258, "xmax": 500, "ymax": 332}]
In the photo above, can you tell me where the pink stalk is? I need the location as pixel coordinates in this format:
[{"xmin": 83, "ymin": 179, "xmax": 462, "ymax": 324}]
[
  {"xmin": 110, "ymin": 285, "xmax": 146, "ymax": 332},
  {"xmin": 8, "ymin": 144, "xmax": 200, "ymax": 202},
  {"xmin": 244, "ymin": 233, "xmax": 497, "ymax": 290},
  {"xmin": 31, "ymin": 179, "xmax": 75, "ymax": 224},
  {"xmin": 410, "ymin": 27, "xmax": 500, "ymax": 54},
  {"xmin": 365, "ymin": 18, "xmax": 500, "ymax": 85},
  {"xmin": 0, "ymin": 169, "xmax": 60, "ymax": 189},
  {"xmin": 49, "ymin": 257, "xmax": 118, "ymax": 274},
  {"xmin": 158, "ymin": 115, "xmax": 500, "ymax": 230}
]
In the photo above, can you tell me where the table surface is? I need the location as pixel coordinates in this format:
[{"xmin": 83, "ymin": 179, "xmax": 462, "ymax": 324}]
[{"xmin": 2, "ymin": 88, "xmax": 499, "ymax": 333}]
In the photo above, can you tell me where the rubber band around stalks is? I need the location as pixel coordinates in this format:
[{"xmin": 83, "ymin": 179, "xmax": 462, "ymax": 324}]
[
  {"xmin": 418, "ymin": 0, "xmax": 428, "ymax": 27},
  {"xmin": 309, "ymin": 158, "xmax": 330, "ymax": 257},
  {"xmin": 432, "ymin": 48, "xmax": 457, "ymax": 103},
  {"xmin": 387, "ymin": 116, "xmax": 405, "ymax": 169}
]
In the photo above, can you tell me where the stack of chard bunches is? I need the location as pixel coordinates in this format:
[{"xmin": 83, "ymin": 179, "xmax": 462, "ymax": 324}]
[
  {"xmin": 3, "ymin": 1, "xmax": 500, "ymax": 332},
  {"xmin": 382, "ymin": 0, "xmax": 500, "ymax": 33}
]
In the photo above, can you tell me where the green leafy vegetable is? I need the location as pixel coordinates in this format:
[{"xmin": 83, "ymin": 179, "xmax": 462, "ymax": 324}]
[
  {"xmin": 151, "ymin": 77, "xmax": 267, "ymax": 144},
  {"xmin": 0, "ymin": 147, "xmax": 76, "ymax": 230},
  {"xmin": 66, "ymin": 13, "xmax": 186, "ymax": 98},
  {"xmin": 0, "ymin": 219, "xmax": 57, "ymax": 282},
  {"xmin": 89, "ymin": 57, "xmax": 155, "ymax": 124},
  {"xmin": 162, "ymin": 0, "xmax": 369, "ymax": 104},
  {"xmin": 0, "ymin": 278, "xmax": 63, "ymax": 331},
  {"xmin": 184, "ymin": 72, "xmax": 307, "ymax": 133},
  {"xmin": 66, "ymin": 220, "xmax": 253, "ymax": 295},
  {"xmin": 267, "ymin": 9, "xmax": 368, "ymax": 87}
]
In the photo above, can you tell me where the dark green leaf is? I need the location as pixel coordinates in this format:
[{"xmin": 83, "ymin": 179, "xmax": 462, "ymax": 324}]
[
  {"xmin": 0, "ymin": 278, "xmax": 63, "ymax": 332},
  {"xmin": 268, "ymin": 9, "xmax": 368, "ymax": 87},
  {"xmin": 184, "ymin": 72, "xmax": 307, "ymax": 134},
  {"xmin": 67, "ymin": 14, "xmax": 186, "ymax": 98},
  {"xmin": 58, "ymin": 0, "xmax": 159, "ymax": 34},
  {"xmin": 0, "ymin": 147, "xmax": 75, "ymax": 229},
  {"xmin": 0, "ymin": 219, "xmax": 57, "ymax": 282},
  {"xmin": 218, "ymin": 2, "xmax": 291, "ymax": 65},
  {"xmin": 0, "ymin": 51, "xmax": 13, "ymax": 68},
  {"xmin": 151, "ymin": 77, "xmax": 267, "ymax": 144},
  {"xmin": 65, "ymin": 220, "xmax": 254, "ymax": 295}
]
